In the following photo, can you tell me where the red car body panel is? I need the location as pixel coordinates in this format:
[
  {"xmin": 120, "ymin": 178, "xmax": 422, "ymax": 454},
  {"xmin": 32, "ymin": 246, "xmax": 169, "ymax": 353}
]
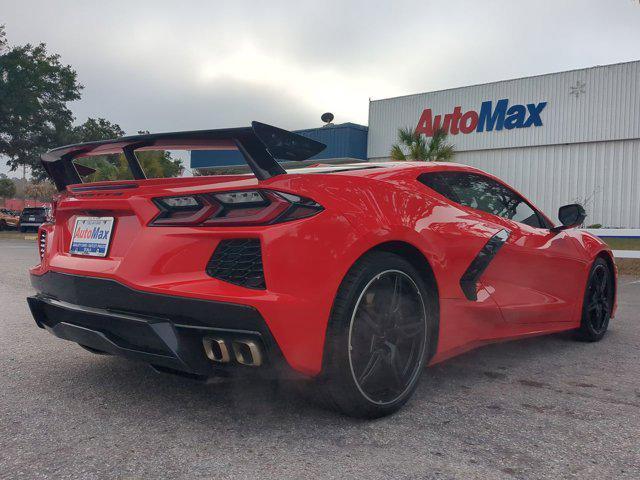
[{"xmin": 31, "ymin": 162, "xmax": 616, "ymax": 376}]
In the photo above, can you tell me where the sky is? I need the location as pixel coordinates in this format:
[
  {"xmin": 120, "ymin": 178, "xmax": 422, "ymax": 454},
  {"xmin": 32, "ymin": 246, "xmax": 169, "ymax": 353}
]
[{"xmin": 2, "ymin": 0, "xmax": 640, "ymax": 177}]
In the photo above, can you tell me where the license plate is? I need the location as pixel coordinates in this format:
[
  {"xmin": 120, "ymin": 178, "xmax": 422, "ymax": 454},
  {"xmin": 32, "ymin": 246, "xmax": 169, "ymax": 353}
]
[
  {"xmin": 29, "ymin": 216, "xmax": 35, "ymax": 221},
  {"xmin": 70, "ymin": 217, "xmax": 114, "ymax": 257}
]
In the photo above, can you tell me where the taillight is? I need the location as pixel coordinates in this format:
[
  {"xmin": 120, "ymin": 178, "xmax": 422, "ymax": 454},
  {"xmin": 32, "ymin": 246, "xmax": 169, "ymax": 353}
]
[
  {"xmin": 150, "ymin": 189, "xmax": 323, "ymax": 227},
  {"xmin": 38, "ymin": 230, "xmax": 47, "ymax": 259}
]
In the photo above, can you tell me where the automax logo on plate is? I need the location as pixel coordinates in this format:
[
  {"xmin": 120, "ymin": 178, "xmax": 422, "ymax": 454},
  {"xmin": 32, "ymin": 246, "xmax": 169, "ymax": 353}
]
[
  {"xmin": 74, "ymin": 226, "xmax": 110, "ymax": 240},
  {"xmin": 415, "ymin": 98, "xmax": 548, "ymax": 137}
]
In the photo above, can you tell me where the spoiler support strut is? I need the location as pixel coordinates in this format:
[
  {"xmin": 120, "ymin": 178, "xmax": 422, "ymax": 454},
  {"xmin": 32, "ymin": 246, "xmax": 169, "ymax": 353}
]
[
  {"xmin": 233, "ymin": 137, "xmax": 286, "ymax": 181},
  {"xmin": 122, "ymin": 143, "xmax": 148, "ymax": 180}
]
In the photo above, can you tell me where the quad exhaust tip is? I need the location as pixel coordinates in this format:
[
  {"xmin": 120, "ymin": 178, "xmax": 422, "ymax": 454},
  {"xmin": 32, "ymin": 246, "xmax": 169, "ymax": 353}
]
[
  {"xmin": 203, "ymin": 337, "xmax": 231, "ymax": 363},
  {"xmin": 232, "ymin": 339, "xmax": 263, "ymax": 367},
  {"xmin": 202, "ymin": 337, "xmax": 263, "ymax": 367}
]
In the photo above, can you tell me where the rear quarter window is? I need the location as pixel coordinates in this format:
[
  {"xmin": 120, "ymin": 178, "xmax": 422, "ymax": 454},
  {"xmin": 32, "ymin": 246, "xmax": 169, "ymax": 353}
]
[{"xmin": 418, "ymin": 171, "xmax": 550, "ymax": 229}]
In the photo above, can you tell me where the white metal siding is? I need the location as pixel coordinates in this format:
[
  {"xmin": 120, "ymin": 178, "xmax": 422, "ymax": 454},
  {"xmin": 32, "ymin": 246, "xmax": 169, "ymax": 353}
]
[
  {"xmin": 450, "ymin": 139, "xmax": 640, "ymax": 228},
  {"xmin": 368, "ymin": 61, "xmax": 640, "ymax": 158}
]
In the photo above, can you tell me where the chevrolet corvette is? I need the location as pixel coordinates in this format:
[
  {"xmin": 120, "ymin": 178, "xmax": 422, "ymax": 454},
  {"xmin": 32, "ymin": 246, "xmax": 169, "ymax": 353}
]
[{"xmin": 28, "ymin": 122, "xmax": 616, "ymax": 418}]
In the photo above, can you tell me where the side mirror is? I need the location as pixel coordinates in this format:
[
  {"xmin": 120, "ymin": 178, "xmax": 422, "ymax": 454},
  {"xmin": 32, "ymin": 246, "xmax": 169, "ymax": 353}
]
[{"xmin": 552, "ymin": 204, "xmax": 586, "ymax": 232}]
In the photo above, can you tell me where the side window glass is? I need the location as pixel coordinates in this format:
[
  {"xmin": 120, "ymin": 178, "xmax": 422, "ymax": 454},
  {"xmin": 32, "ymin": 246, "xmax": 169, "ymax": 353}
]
[
  {"xmin": 420, "ymin": 172, "xmax": 543, "ymax": 228},
  {"xmin": 446, "ymin": 173, "xmax": 494, "ymax": 212},
  {"xmin": 418, "ymin": 173, "xmax": 460, "ymax": 203},
  {"xmin": 510, "ymin": 201, "xmax": 542, "ymax": 227}
]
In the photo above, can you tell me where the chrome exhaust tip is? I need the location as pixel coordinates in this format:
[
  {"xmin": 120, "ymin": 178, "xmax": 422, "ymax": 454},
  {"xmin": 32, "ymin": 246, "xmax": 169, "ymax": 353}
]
[
  {"xmin": 232, "ymin": 339, "xmax": 263, "ymax": 367},
  {"xmin": 202, "ymin": 337, "xmax": 231, "ymax": 363}
]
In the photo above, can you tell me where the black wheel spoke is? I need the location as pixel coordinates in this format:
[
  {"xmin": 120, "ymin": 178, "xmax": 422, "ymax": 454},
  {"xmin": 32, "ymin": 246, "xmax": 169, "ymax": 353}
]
[
  {"xmin": 389, "ymin": 275, "xmax": 402, "ymax": 315},
  {"xmin": 358, "ymin": 349, "xmax": 384, "ymax": 385},
  {"xmin": 357, "ymin": 309, "xmax": 383, "ymax": 336},
  {"xmin": 387, "ymin": 344, "xmax": 405, "ymax": 390},
  {"xmin": 599, "ymin": 274, "xmax": 607, "ymax": 294},
  {"xmin": 395, "ymin": 320, "xmax": 424, "ymax": 340}
]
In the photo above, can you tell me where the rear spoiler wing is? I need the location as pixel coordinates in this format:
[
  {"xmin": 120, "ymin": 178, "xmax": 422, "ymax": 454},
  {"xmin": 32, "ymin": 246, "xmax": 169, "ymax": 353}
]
[{"xmin": 41, "ymin": 121, "xmax": 326, "ymax": 190}]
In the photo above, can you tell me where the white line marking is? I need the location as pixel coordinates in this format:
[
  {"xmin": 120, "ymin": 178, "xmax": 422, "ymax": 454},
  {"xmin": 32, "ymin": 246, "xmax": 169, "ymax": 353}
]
[{"xmin": 613, "ymin": 250, "xmax": 640, "ymax": 259}]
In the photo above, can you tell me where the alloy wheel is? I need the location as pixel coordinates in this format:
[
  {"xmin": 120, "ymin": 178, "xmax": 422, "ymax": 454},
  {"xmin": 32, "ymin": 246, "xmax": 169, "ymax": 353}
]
[
  {"xmin": 348, "ymin": 270, "xmax": 427, "ymax": 405},
  {"xmin": 586, "ymin": 264, "xmax": 612, "ymax": 334}
]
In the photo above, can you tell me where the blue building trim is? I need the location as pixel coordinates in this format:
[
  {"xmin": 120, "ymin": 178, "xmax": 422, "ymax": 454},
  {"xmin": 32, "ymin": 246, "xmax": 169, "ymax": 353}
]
[
  {"xmin": 294, "ymin": 123, "xmax": 368, "ymax": 160},
  {"xmin": 191, "ymin": 149, "xmax": 245, "ymax": 168},
  {"xmin": 189, "ymin": 123, "xmax": 368, "ymax": 169}
]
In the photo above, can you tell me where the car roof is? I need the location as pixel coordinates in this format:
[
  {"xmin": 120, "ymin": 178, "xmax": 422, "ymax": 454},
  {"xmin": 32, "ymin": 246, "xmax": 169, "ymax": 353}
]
[{"xmin": 286, "ymin": 161, "xmax": 482, "ymax": 177}]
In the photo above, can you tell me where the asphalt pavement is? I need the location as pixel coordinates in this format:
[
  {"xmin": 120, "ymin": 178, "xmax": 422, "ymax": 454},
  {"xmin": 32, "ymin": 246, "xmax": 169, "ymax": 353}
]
[{"xmin": 1, "ymin": 237, "xmax": 639, "ymax": 479}]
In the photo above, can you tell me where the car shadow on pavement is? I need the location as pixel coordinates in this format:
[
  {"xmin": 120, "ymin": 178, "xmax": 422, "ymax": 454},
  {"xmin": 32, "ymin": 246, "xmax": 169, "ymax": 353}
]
[{"xmin": 37, "ymin": 328, "xmax": 602, "ymax": 426}]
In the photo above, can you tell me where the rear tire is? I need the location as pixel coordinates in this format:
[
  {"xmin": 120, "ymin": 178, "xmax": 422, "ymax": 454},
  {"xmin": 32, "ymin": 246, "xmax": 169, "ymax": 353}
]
[
  {"xmin": 0, "ymin": 220, "xmax": 6, "ymax": 231},
  {"xmin": 316, "ymin": 251, "xmax": 437, "ymax": 418},
  {"xmin": 20, "ymin": 227, "xmax": 27, "ymax": 233},
  {"xmin": 575, "ymin": 257, "xmax": 614, "ymax": 342}
]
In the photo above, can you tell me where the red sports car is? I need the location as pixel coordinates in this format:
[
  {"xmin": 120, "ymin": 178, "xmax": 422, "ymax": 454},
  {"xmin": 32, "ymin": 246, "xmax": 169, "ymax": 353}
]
[{"xmin": 28, "ymin": 122, "xmax": 616, "ymax": 418}]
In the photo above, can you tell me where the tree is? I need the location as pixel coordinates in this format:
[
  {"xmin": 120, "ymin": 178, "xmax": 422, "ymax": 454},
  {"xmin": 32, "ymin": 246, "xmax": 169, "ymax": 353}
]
[
  {"xmin": 0, "ymin": 25, "xmax": 82, "ymax": 179},
  {"xmin": 136, "ymin": 151, "xmax": 183, "ymax": 178},
  {"xmin": 0, "ymin": 174, "xmax": 16, "ymax": 200},
  {"xmin": 24, "ymin": 180, "xmax": 56, "ymax": 202},
  {"xmin": 68, "ymin": 121, "xmax": 183, "ymax": 182},
  {"xmin": 60, "ymin": 118, "xmax": 128, "ymax": 182},
  {"xmin": 68, "ymin": 117, "xmax": 125, "ymax": 144},
  {"xmin": 390, "ymin": 127, "xmax": 455, "ymax": 162},
  {"xmin": 75, "ymin": 150, "xmax": 183, "ymax": 182},
  {"xmin": 0, "ymin": 25, "xmax": 6, "ymax": 53}
]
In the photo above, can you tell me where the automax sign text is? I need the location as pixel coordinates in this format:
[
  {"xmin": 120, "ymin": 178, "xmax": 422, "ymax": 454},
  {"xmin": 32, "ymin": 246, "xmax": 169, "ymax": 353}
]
[{"xmin": 415, "ymin": 99, "xmax": 547, "ymax": 137}]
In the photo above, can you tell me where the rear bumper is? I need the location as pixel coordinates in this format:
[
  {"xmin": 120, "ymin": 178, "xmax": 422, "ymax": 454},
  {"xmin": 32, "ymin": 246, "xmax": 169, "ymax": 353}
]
[
  {"xmin": 28, "ymin": 272, "xmax": 295, "ymax": 377},
  {"xmin": 20, "ymin": 222, "xmax": 45, "ymax": 227}
]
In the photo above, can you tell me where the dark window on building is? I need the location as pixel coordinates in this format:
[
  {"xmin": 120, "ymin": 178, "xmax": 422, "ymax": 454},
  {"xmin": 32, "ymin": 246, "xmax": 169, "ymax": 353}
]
[{"xmin": 419, "ymin": 171, "xmax": 547, "ymax": 229}]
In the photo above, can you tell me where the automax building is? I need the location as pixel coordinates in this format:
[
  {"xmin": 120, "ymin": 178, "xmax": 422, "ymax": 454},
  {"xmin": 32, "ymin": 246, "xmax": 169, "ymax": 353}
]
[{"xmin": 367, "ymin": 60, "xmax": 640, "ymax": 228}]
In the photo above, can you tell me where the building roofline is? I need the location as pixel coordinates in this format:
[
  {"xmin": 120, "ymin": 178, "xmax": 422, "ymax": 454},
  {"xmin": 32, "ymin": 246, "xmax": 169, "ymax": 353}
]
[
  {"xmin": 369, "ymin": 59, "xmax": 640, "ymax": 103},
  {"xmin": 295, "ymin": 122, "xmax": 368, "ymax": 133}
]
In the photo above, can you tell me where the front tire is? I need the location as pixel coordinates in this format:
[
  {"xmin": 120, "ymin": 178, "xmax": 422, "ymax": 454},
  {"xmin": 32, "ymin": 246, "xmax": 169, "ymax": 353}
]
[
  {"xmin": 317, "ymin": 251, "xmax": 437, "ymax": 418},
  {"xmin": 575, "ymin": 257, "xmax": 614, "ymax": 342}
]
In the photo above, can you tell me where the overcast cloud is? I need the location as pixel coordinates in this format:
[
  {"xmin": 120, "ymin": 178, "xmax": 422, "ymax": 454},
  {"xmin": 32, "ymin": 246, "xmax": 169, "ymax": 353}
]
[{"xmin": 2, "ymin": 0, "xmax": 640, "ymax": 176}]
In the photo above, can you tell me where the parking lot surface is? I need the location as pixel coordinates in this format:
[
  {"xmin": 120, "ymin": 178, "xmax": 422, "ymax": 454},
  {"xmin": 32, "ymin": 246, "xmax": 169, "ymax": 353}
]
[{"xmin": 1, "ymin": 237, "xmax": 639, "ymax": 479}]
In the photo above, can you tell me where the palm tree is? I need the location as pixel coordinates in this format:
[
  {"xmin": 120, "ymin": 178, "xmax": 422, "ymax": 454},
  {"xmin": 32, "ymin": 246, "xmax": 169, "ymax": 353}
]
[{"xmin": 390, "ymin": 127, "xmax": 455, "ymax": 161}]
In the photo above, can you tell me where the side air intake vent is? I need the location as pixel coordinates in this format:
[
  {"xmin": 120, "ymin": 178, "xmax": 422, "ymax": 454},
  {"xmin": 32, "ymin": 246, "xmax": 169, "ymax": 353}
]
[{"xmin": 206, "ymin": 239, "xmax": 265, "ymax": 289}]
